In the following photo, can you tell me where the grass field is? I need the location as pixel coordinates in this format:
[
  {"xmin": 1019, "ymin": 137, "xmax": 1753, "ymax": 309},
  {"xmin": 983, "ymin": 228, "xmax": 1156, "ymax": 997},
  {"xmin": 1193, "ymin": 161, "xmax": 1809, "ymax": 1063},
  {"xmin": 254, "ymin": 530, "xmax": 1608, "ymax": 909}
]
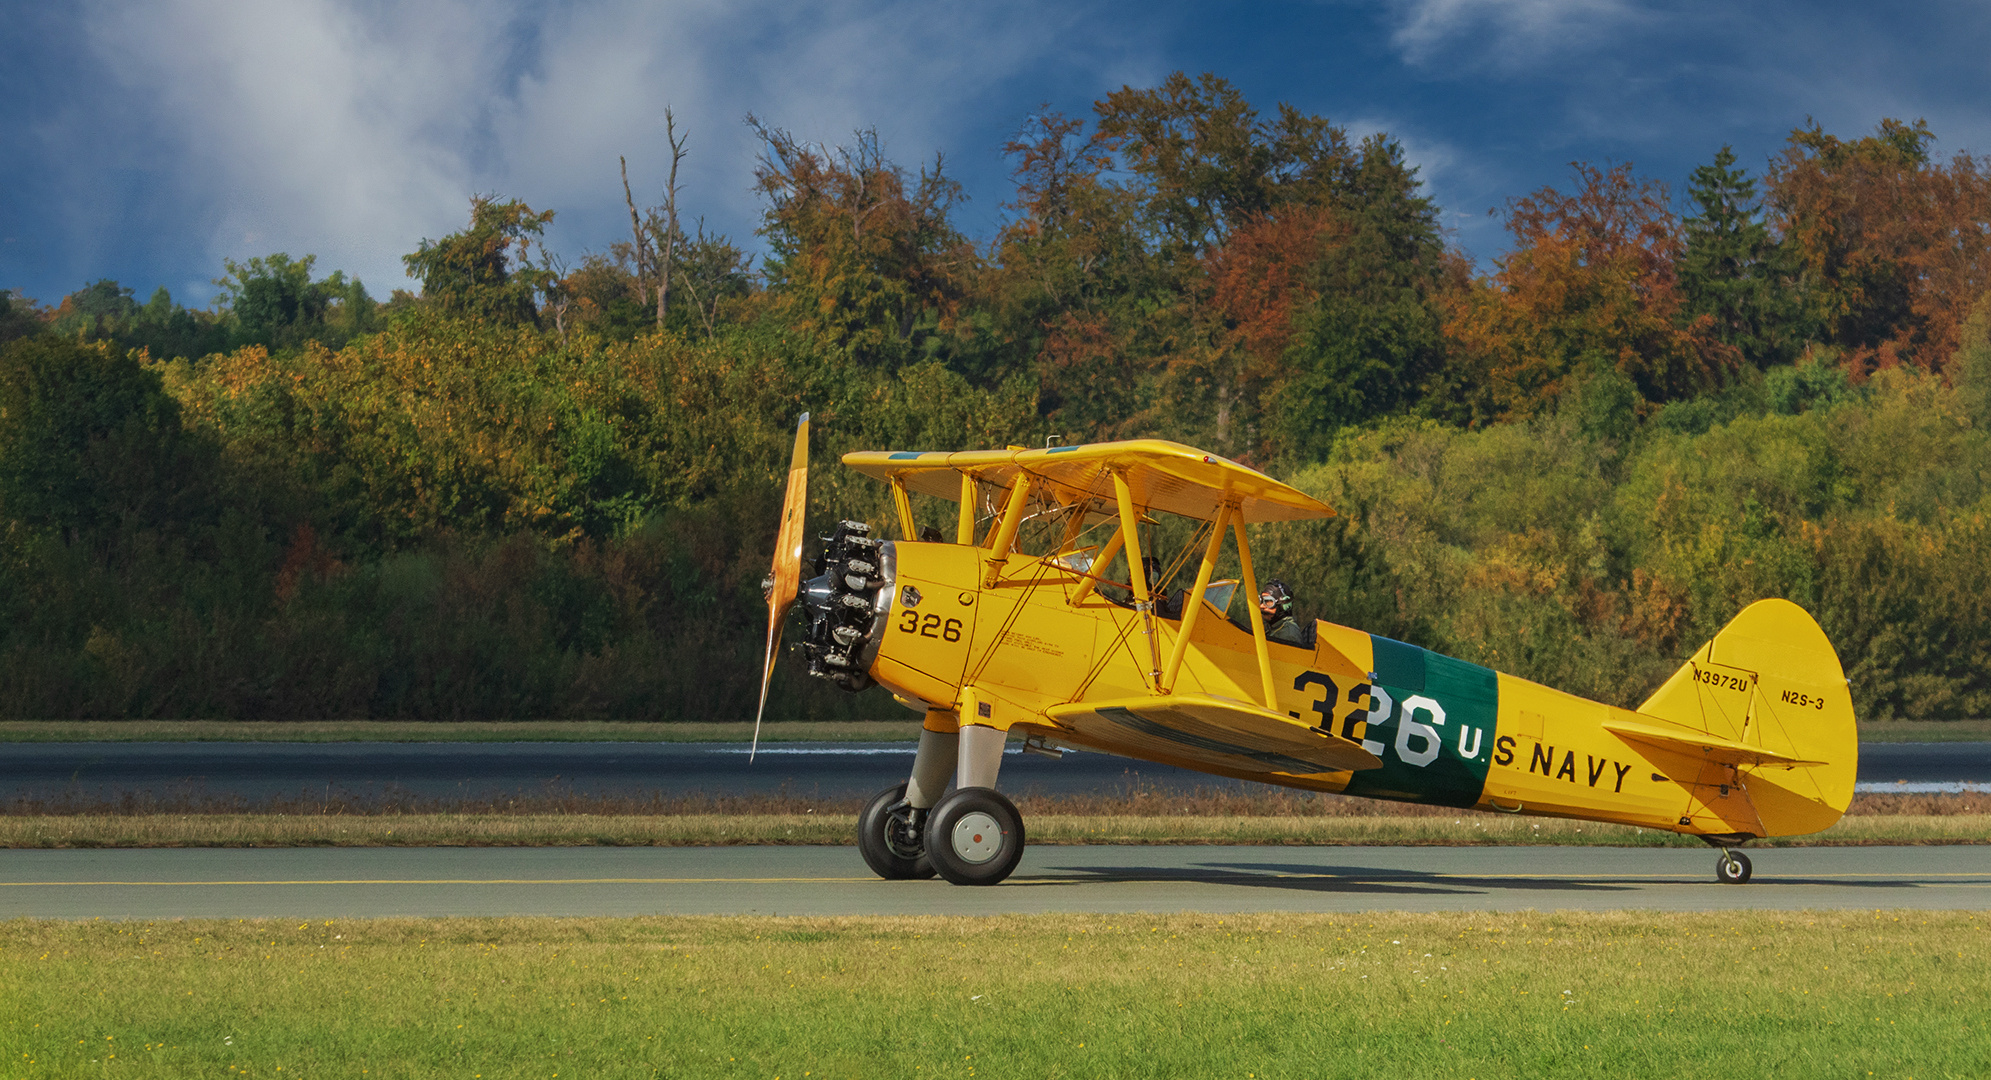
[
  {"xmin": 0, "ymin": 718, "xmax": 1986, "ymax": 742},
  {"xmin": 3, "ymin": 911, "xmax": 1985, "ymax": 1078}
]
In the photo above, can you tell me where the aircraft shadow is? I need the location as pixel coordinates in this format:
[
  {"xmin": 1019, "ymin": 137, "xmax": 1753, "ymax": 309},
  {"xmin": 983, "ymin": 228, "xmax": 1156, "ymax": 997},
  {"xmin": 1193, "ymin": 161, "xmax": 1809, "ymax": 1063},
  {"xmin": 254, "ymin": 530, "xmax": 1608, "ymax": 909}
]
[
  {"xmin": 1025, "ymin": 860, "xmax": 1632, "ymax": 896},
  {"xmin": 1024, "ymin": 859, "xmax": 1944, "ymax": 895}
]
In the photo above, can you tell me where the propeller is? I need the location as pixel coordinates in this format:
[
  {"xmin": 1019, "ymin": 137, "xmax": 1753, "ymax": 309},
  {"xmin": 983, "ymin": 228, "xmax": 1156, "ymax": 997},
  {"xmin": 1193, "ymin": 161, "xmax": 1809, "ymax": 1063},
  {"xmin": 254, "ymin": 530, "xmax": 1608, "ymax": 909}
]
[{"xmin": 752, "ymin": 412, "xmax": 810, "ymax": 762}]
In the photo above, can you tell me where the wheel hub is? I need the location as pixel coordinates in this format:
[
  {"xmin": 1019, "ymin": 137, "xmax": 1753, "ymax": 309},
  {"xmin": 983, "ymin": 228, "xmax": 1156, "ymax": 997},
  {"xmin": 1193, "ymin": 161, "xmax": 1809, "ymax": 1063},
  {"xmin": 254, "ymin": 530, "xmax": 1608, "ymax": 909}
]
[
  {"xmin": 950, "ymin": 811, "xmax": 1003, "ymax": 863},
  {"xmin": 884, "ymin": 806, "xmax": 926, "ymax": 860}
]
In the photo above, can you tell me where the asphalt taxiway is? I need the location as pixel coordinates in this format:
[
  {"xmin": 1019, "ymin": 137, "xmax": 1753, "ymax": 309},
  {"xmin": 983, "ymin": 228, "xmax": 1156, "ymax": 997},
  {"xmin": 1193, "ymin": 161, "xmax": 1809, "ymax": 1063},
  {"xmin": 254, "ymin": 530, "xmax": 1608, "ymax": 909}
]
[{"xmin": 4, "ymin": 845, "xmax": 1987, "ymax": 919}]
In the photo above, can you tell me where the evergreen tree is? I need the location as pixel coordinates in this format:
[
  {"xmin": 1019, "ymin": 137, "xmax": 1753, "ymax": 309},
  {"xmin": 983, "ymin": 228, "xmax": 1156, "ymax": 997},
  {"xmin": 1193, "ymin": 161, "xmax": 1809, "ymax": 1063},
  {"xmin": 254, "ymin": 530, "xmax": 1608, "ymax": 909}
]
[
  {"xmin": 0, "ymin": 336, "xmax": 215, "ymax": 539},
  {"xmin": 1679, "ymin": 146, "xmax": 1804, "ymax": 366},
  {"xmin": 0, "ymin": 290, "xmax": 44, "ymax": 345}
]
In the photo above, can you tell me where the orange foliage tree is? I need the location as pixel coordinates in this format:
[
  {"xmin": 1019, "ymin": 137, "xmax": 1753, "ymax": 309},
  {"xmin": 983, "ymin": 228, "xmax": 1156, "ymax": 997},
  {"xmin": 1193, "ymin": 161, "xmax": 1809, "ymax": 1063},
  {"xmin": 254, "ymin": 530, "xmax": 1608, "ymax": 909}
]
[
  {"xmin": 1766, "ymin": 118, "xmax": 1991, "ymax": 373},
  {"xmin": 1439, "ymin": 162, "xmax": 1739, "ymax": 424},
  {"xmin": 749, "ymin": 119, "xmax": 975, "ymax": 364}
]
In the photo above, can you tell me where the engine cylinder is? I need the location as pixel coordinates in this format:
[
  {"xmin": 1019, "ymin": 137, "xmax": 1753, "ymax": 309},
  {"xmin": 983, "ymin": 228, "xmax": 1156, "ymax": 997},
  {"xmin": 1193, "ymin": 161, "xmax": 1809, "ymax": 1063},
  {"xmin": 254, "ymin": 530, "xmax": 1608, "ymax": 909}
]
[{"xmin": 798, "ymin": 522, "xmax": 895, "ymax": 691}]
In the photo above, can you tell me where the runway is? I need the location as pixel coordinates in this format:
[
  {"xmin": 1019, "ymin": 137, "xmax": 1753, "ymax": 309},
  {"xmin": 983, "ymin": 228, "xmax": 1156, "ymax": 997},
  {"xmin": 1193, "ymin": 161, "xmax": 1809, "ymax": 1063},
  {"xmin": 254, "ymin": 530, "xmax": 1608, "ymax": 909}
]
[
  {"xmin": 4, "ymin": 845, "xmax": 1987, "ymax": 918},
  {"xmin": 3, "ymin": 740, "xmax": 1985, "ymax": 803}
]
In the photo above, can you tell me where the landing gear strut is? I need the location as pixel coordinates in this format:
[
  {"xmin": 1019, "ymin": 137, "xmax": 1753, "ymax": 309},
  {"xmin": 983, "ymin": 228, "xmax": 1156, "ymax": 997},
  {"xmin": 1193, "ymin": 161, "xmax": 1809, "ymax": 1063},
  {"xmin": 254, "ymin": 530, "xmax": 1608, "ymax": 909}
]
[{"xmin": 1715, "ymin": 848, "xmax": 1753, "ymax": 884}]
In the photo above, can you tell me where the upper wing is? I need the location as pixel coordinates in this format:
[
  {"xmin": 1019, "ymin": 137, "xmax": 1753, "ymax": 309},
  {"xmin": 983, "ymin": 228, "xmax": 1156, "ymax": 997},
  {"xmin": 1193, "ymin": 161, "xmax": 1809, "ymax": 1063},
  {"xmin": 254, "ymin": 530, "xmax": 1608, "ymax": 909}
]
[{"xmin": 842, "ymin": 439, "xmax": 1333, "ymax": 524}]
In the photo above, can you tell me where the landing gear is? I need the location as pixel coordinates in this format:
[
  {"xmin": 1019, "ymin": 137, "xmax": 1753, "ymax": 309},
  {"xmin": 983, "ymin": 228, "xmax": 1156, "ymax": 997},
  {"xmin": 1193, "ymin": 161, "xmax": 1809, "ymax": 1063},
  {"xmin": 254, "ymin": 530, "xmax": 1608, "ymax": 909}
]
[
  {"xmin": 858, "ymin": 783, "xmax": 936, "ymax": 880},
  {"xmin": 1715, "ymin": 848, "xmax": 1753, "ymax": 884},
  {"xmin": 925, "ymin": 787, "xmax": 1026, "ymax": 886}
]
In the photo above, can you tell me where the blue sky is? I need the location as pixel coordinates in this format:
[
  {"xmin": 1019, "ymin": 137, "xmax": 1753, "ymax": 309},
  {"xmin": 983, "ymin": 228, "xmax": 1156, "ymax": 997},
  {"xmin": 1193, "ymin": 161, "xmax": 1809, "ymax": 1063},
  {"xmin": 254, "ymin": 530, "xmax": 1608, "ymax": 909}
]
[{"xmin": 4, "ymin": 0, "xmax": 1989, "ymax": 308}]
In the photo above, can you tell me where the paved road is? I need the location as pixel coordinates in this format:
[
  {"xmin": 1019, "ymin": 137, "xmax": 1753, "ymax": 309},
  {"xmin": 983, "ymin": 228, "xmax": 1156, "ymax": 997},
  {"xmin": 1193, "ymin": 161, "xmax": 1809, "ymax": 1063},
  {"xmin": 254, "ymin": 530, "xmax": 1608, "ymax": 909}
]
[
  {"xmin": 3, "ymin": 741, "xmax": 1985, "ymax": 803},
  {"xmin": 3, "ymin": 845, "xmax": 1986, "ymax": 918}
]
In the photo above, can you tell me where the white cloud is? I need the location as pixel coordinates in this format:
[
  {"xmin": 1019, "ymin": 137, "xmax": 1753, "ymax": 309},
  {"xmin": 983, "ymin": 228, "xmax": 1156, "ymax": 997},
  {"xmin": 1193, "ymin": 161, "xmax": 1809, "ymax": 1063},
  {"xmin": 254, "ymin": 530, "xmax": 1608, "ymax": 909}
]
[
  {"xmin": 85, "ymin": 0, "xmax": 521, "ymax": 295},
  {"xmin": 501, "ymin": 0, "xmax": 1099, "ymax": 252},
  {"xmin": 79, "ymin": 0, "xmax": 1116, "ymax": 297},
  {"xmin": 1384, "ymin": 0, "xmax": 1642, "ymax": 68}
]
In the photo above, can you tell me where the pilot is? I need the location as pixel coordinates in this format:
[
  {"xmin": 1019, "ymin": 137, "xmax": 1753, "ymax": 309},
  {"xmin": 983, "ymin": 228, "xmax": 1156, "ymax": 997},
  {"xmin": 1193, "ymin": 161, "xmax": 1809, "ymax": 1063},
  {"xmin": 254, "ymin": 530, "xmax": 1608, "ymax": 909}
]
[{"xmin": 1257, "ymin": 580, "xmax": 1314, "ymax": 648}]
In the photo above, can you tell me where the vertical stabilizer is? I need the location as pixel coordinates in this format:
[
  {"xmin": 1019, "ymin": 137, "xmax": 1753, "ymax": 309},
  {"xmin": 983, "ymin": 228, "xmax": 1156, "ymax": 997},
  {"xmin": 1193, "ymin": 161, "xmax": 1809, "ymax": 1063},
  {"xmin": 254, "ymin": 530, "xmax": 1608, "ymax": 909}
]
[{"xmin": 1635, "ymin": 599, "xmax": 1857, "ymax": 838}]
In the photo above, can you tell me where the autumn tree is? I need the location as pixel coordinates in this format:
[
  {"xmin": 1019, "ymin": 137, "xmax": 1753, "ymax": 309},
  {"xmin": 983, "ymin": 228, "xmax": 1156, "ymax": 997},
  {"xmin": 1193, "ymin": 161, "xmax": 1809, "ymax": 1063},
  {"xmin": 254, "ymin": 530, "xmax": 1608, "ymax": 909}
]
[
  {"xmin": 1439, "ymin": 162, "xmax": 1739, "ymax": 425},
  {"xmin": 1095, "ymin": 72, "xmax": 1368, "ymax": 259},
  {"xmin": 1087, "ymin": 73, "xmax": 1444, "ymax": 457},
  {"xmin": 749, "ymin": 118, "xmax": 974, "ymax": 365},
  {"xmin": 1766, "ymin": 118, "xmax": 1991, "ymax": 372}
]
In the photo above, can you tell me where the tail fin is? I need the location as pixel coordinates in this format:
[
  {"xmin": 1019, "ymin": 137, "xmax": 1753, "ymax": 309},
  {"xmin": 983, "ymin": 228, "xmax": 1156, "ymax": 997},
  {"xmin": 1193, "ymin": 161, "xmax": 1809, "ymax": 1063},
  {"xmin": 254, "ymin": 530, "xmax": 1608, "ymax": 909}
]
[{"xmin": 1634, "ymin": 599, "xmax": 1857, "ymax": 838}]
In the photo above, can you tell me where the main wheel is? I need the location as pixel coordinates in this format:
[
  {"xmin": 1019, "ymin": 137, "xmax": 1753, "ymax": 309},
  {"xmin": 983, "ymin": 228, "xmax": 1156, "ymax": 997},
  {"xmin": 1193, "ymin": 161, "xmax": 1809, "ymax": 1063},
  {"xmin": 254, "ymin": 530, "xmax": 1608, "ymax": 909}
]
[
  {"xmin": 857, "ymin": 783, "xmax": 936, "ymax": 880},
  {"xmin": 925, "ymin": 787, "xmax": 1026, "ymax": 886},
  {"xmin": 1715, "ymin": 849, "xmax": 1753, "ymax": 884}
]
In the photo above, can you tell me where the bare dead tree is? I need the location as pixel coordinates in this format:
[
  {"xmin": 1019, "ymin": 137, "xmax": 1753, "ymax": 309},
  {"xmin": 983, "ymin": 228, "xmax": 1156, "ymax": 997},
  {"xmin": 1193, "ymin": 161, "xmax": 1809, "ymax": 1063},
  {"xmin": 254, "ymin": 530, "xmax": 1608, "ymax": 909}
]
[
  {"xmin": 656, "ymin": 109, "xmax": 687, "ymax": 330},
  {"xmin": 541, "ymin": 252, "xmax": 572, "ymax": 347},
  {"xmin": 620, "ymin": 113, "xmax": 691, "ymax": 331},
  {"xmin": 620, "ymin": 155, "xmax": 652, "ymax": 308},
  {"xmin": 674, "ymin": 216, "xmax": 748, "ymax": 338}
]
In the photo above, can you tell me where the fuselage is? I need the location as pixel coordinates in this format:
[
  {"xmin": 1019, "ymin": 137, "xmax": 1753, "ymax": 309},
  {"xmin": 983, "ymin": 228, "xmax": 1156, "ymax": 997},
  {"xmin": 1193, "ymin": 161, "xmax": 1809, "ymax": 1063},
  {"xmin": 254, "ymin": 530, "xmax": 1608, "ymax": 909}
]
[{"xmin": 816, "ymin": 538, "xmax": 1816, "ymax": 838}]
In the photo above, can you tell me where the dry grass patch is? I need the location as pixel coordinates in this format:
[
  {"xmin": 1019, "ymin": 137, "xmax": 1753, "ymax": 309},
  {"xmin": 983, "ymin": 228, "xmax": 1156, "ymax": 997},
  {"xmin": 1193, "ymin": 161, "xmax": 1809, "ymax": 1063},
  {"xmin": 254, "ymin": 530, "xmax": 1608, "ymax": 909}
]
[
  {"xmin": 3, "ymin": 911, "xmax": 1986, "ymax": 1078},
  {"xmin": 1, "ymin": 784, "xmax": 1982, "ymax": 849}
]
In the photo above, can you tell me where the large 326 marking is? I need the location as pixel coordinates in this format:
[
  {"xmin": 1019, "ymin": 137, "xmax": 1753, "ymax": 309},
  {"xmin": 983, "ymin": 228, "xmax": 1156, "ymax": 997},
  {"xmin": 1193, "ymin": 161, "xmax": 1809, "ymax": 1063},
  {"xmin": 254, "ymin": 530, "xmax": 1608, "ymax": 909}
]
[
  {"xmin": 896, "ymin": 610, "xmax": 963, "ymax": 642},
  {"xmin": 1291, "ymin": 671, "xmax": 1481, "ymax": 767}
]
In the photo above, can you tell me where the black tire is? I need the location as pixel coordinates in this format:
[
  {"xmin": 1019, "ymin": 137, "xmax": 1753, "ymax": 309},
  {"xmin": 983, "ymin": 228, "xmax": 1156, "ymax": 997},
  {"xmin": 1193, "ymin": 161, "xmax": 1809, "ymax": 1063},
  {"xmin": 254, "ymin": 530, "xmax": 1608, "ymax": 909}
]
[
  {"xmin": 1715, "ymin": 850, "xmax": 1753, "ymax": 884},
  {"xmin": 925, "ymin": 787, "xmax": 1026, "ymax": 886},
  {"xmin": 858, "ymin": 783, "xmax": 935, "ymax": 880}
]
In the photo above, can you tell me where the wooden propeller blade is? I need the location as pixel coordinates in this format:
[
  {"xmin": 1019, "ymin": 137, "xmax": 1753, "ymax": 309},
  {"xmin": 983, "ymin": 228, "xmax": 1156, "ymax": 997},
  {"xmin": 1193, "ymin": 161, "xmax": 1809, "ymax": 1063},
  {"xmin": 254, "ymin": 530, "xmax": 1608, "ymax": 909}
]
[{"xmin": 752, "ymin": 412, "xmax": 810, "ymax": 761}]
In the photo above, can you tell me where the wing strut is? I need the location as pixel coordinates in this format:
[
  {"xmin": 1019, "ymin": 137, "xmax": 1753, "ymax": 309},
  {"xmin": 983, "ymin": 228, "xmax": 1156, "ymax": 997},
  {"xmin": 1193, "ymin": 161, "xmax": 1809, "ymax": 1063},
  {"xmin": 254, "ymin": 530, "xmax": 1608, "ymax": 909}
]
[
  {"xmin": 1066, "ymin": 529, "xmax": 1125, "ymax": 607},
  {"xmin": 1112, "ymin": 468, "xmax": 1162, "ymax": 690},
  {"xmin": 890, "ymin": 476, "xmax": 916, "ymax": 540},
  {"xmin": 1232, "ymin": 514, "xmax": 1278, "ymax": 711},
  {"xmin": 1161, "ymin": 502, "xmax": 1232, "ymax": 693}
]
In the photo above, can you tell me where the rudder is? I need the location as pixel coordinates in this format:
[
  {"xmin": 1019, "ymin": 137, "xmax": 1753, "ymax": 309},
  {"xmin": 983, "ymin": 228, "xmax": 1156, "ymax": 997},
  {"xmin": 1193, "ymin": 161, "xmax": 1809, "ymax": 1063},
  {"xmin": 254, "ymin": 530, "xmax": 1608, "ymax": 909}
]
[{"xmin": 1636, "ymin": 599, "xmax": 1857, "ymax": 838}]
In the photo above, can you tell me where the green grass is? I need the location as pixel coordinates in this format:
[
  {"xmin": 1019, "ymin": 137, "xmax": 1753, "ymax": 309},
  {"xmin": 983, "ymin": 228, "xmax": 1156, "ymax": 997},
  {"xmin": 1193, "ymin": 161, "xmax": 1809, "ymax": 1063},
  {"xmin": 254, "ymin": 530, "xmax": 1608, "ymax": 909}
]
[
  {"xmin": 0, "ymin": 719, "xmax": 925, "ymax": 743},
  {"xmin": 0, "ymin": 717, "xmax": 1986, "ymax": 741},
  {"xmin": 3, "ymin": 911, "xmax": 1986, "ymax": 1078}
]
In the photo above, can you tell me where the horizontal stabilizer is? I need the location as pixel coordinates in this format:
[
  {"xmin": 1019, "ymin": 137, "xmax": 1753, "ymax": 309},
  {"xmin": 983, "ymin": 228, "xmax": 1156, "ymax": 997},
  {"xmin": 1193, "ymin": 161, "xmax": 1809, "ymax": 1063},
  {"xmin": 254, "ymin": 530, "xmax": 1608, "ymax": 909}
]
[
  {"xmin": 1604, "ymin": 718, "xmax": 1826, "ymax": 769},
  {"xmin": 1048, "ymin": 693, "xmax": 1383, "ymax": 774}
]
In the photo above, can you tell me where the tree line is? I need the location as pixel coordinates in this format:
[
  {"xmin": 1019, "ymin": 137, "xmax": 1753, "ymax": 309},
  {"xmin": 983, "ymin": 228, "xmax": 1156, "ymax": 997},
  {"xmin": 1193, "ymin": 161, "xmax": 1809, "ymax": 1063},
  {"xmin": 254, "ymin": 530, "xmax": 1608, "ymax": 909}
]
[{"xmin": 1, "ymin": 72, "xmax": 1988, "ymax": 721}]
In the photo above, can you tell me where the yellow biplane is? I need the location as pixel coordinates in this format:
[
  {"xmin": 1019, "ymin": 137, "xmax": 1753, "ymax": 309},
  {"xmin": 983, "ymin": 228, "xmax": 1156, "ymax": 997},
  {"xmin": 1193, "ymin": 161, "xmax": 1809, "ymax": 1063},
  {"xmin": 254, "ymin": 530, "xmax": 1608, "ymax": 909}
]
[{"xmin": 756, "ymin": 416, "xmax": 1858, "ymax": 886}]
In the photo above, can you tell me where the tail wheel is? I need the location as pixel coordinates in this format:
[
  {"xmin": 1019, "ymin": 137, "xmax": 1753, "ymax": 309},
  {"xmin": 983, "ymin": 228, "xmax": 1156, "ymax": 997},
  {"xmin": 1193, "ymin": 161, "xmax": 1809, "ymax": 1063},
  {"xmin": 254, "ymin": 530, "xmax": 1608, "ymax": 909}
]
[
  {"xmin": 1716, "ymin": 849, "xmax": 1753, "ymax": 884},
  {"xmin": 925, "ymin": 787, "xmax": 1026, "ymax": 886},
  {"xmin": 858, "ymin": 783, "xmax": 935, "ymax": 880}
]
